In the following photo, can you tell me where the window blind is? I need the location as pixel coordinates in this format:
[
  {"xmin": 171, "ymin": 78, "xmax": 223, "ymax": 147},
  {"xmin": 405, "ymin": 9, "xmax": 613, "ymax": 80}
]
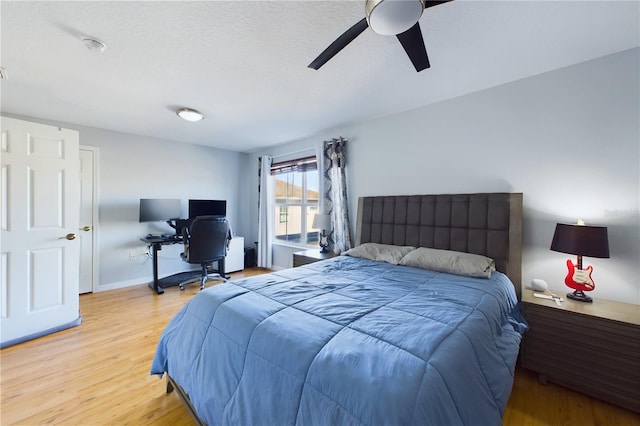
[{"xmin": 270, "ymin": 155, "xmax": 317, "ymax": 175}]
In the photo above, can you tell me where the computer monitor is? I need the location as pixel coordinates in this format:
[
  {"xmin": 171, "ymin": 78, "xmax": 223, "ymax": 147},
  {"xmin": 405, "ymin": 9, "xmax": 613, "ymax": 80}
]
[
  {"xmin": 188, "ymin": 199, "xmax": 226, "ymax": 218},
  {"xmin": 139, "ymin": 198, "xmax": 182, "ymax": 222}
]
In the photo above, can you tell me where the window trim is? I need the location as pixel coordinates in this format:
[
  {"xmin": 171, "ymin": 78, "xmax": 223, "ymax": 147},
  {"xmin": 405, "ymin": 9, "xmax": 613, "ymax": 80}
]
[{"xmin": 271, "ymin": 157, "xmax": 319, "ymax": 247}]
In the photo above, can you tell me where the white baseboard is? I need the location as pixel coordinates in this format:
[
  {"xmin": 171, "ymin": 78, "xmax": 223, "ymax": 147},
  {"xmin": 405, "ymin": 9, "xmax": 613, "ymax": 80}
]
[
  {"xmin": 94, "ymin": 277, "xmax": 151, "ymax": 292},
  {"xmin": 94, "ymin": 270, "xmax": 200, "ymax": 292}
]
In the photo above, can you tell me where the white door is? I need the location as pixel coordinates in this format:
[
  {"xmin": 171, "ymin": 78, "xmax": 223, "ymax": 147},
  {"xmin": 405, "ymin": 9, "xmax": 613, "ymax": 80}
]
[
  {"xmin": 1, "ymin": 116, "xmax": 81, "ymax": 347},
  {"xmin": 79, "ymin": 147, "xmax": 97, "ymax": 294}
]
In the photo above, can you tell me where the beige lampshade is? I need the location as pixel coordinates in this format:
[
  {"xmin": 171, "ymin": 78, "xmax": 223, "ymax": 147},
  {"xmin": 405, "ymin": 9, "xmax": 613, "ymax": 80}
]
[{"xmin": 312, "ymin": 214, "xmax": 331, "ymax": 230}]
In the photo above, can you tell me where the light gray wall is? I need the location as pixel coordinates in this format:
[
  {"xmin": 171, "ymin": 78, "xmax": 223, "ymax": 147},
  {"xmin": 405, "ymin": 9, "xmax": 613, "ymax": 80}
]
[
  {"xmin": 85, "ymin": 127, "xmax": 245, "ymax": 290},
  {"xmin": 244, "ymin": 48, "xmax": 639, "ymax": 304},
  {"xmin": 3, "ymin": 114, "xmax": 246, "ymax": 290}
]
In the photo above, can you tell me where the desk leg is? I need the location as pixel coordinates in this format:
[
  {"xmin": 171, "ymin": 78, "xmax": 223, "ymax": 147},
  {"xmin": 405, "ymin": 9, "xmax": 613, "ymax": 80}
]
[
  {"xmin": 219, "ymin": 258, "xmax": 230, "ymax": 280},
  {"xmin": 148, "ymin": 243, "xmax": 164, "ymax": 295}
]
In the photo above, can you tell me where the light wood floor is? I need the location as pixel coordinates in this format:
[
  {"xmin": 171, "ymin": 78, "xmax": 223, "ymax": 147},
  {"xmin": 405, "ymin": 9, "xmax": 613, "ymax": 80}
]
[{"xmin": 2, "ymin": 268, "xmax": 638, "ymax": 425}]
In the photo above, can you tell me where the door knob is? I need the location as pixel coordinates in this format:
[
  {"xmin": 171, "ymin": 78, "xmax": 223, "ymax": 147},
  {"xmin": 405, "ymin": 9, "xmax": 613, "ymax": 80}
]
[
  {"xmin": 80, "ymin": 226, "xmax": 91, "ymax": 231},
  {"xmin": 65, "ymin": 233, "xmax": 77, "ymax": 240}
]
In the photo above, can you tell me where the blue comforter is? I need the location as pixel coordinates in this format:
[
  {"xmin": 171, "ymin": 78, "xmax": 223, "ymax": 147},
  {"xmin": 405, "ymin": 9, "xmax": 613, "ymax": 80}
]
[{"xmin": 151, "ymin": 256, "xmax": 527, "ymax": 425}]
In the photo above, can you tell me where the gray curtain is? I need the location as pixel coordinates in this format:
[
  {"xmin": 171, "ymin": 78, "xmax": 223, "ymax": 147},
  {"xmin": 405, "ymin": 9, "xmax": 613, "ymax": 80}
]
[{"xmin": 322, "ymin": 137, "xmax": 352, "ymax": 254}]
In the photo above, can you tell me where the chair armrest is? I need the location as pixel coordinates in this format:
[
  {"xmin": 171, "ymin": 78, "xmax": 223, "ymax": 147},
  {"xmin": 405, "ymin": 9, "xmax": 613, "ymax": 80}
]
[{"xmin": 182, "ymin": 226, "xmax": 191, "ymax": 260}]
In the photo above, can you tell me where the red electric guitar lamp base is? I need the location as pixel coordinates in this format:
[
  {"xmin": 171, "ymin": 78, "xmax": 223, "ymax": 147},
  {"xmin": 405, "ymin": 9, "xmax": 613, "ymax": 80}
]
[{"xmin": 564, "ymin": 257, "xmax": 595, "ymax": 303}]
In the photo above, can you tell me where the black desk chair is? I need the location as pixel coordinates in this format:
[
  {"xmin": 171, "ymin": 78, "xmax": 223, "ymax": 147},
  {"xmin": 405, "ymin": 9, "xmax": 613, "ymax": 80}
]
[{"xmin": 179, "ymin": 216, "xmax": 231, "ymax": 291}]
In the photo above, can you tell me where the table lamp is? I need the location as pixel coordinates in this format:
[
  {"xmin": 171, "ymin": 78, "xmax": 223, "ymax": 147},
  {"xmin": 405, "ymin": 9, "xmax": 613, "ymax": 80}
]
[
  {"xmin": 312, "ymin": 214, "xmax": 331, "ymax": 253},
  {"xmin": 550, "ymin": 220, "xmax": 609, "ymax": 303}
]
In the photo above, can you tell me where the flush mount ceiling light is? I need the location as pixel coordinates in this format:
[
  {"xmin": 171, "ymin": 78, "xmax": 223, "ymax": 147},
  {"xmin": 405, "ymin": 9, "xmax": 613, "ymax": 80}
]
[
  {"xmin": 176, "ymin": 108, "xmax": 204, "ymax": 122},
  {"xmin": 81, "ymin": 37, "xmax": 107, "ymax": 52},
  {"xmin": 366, "ymin": 0, "xmax": 425, "ymax": 36}
]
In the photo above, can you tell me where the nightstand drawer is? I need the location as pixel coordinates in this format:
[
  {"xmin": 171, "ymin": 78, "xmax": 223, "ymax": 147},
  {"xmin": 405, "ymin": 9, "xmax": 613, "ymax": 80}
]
[
  {"xmin": 524, "ymin": 304, "xmax": 639, "ymax": 357},
  {"xmin": 293, "ymin": 256, "xmax": 317, "ymax": 267},
  {"xmin": 523, "ymin": 333, "xmax": 639, "ymax": 388}
]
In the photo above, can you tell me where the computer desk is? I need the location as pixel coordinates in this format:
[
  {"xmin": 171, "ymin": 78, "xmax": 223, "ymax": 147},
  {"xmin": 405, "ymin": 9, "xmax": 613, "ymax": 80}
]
[
  {"xmin": 140, "ymin": 234, "xmax": 229, "ymax": 294},
  {"xmin": 140, "ymin": 235, "xmax": 183, "ymax": 294}
]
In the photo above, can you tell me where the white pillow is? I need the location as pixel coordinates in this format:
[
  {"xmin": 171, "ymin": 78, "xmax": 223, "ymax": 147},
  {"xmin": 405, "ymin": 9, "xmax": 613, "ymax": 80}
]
[
  {"xmin": 342, "ymin": 243, "xmax": 416, "ymax": 264},
  {"xmin": 399, "ymin": 247, "xmax": 495, "ymax": 278}
]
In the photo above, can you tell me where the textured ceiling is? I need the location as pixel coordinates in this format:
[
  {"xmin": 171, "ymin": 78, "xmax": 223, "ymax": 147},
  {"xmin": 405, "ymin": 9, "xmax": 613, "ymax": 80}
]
[{"xmin": 1, "ymin": 1, "xmax": 638, "ymax": 152}]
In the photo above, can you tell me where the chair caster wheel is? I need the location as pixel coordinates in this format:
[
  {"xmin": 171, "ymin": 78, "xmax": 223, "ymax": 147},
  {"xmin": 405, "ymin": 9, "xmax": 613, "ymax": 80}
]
[{"xmin": 179, "ymin": 285, "xmax": 184, "ymax": 291}]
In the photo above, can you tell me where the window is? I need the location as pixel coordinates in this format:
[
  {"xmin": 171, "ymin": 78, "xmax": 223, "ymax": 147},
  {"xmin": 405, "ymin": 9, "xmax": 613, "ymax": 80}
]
[
  {"xmin": 272, "ymin": 155, "xmax": 319, "ymax": 246},
  {"xmin": 278, "ymin": 206, "xmax": 288, "ymax": 224}
]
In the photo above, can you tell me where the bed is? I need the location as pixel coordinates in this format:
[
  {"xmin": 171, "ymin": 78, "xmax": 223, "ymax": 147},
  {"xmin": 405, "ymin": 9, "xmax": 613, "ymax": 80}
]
[{"xmin": 151, "ymin": 193, "xmax": 526, "ymax": 425}]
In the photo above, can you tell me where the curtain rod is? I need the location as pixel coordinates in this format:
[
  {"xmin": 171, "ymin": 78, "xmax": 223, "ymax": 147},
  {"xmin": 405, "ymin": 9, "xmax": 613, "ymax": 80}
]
[
  {"xmin": 269, "ymin": 136, "xmax": 346, "ymax": 160},
  {"xmin": 324, "ymin": 136, "xmax": 347, "ymax": 145},
  {"xmin": 270, "ymin": 147, "xmax": 315, "ymax": 160}
]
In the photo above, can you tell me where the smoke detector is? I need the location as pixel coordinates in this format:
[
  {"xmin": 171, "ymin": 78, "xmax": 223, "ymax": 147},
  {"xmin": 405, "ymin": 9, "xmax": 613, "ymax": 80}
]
[{"xmin": 82, "ymin": 37, "xmax": 107, "ymax": 52}]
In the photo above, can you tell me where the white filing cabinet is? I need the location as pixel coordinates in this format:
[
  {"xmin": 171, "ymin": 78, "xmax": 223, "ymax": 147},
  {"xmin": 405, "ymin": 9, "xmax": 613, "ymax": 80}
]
[{"xmin": 225, "ymin": 236, "xmax": 244, "ymax": 273}]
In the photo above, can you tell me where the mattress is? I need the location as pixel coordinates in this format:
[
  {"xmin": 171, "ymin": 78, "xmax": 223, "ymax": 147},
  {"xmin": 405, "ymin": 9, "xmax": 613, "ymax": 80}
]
[{"xmin": 151, "ymin": 255, "xmax": 527, "ymax": 425}]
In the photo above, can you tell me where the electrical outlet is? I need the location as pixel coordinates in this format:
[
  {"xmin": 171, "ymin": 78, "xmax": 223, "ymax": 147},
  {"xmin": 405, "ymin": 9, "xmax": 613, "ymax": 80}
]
[{"xmin": 129, "ymin": 253, "xmax": 135, "ymax": 261}]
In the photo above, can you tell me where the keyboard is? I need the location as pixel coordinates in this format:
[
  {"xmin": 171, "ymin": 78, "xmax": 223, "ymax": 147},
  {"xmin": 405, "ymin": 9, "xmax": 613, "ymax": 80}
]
[{"xmin": 142, "ymin": 235, "xmax": 183, "ymax": 243}]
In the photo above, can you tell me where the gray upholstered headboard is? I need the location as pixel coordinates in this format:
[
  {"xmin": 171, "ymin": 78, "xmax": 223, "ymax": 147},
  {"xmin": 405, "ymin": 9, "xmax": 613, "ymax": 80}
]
[{"xmin": 355, "ymin": 193, "xmax": 523, "ymax": 299}]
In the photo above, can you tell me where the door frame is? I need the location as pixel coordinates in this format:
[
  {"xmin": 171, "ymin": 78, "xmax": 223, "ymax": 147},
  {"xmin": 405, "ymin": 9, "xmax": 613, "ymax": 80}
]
[{"xmin": 80, "ymin": 145, "xmax": 100, "ymax": 293}]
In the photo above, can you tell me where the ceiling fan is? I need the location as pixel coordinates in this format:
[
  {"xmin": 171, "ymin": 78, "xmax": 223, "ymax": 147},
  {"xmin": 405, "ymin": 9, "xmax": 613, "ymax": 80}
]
[{"xmin": 308, "ymin": 0, "xmax": 453, "ymax": 72}]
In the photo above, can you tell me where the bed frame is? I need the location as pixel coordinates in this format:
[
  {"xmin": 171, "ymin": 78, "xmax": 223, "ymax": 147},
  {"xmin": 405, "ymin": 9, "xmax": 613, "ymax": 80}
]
[
  {"xmin": 165, "ymin": 192, "xmax": 523, "ymax": 422},
  {"xmin": 166, "ymin": 375, "xmax": 205, "ymax": 426},
  {"xmin": 355, "ymin": 193, "xmax": 523, "ymax": 299}
]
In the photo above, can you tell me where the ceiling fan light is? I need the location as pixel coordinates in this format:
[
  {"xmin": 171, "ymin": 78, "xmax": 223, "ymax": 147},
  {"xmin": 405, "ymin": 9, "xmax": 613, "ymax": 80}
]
[
  {"xmin": 176, "ymin": 108, "xmax": 204, "ymax": 122},
  {"xmin": 366, "ymin": 0, "xmax": 424, "ymax": 36}
]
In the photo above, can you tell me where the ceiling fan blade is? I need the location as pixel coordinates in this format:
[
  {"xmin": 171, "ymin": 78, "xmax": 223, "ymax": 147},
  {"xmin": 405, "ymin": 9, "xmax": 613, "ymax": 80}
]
[
  {"xmin": 424, "ymin": 0, "xmax": 454, "ymax": 10},
  {"xmin": 308, "ymin": 17, "xmax": 369, "ymax": 70},
  {"xmin": 396, "ymin": 22, "xmax": 430, "ymax": 72}
]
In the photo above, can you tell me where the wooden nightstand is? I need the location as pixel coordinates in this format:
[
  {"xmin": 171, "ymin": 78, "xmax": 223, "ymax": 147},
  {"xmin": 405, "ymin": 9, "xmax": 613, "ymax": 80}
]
[
  {"xmin": 520, "ymin": 290, "xmax": 640, "ymax": 413},
  {"xmin": 293, "ymin": 249, "xmax": 337, "ymax": 267}
]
